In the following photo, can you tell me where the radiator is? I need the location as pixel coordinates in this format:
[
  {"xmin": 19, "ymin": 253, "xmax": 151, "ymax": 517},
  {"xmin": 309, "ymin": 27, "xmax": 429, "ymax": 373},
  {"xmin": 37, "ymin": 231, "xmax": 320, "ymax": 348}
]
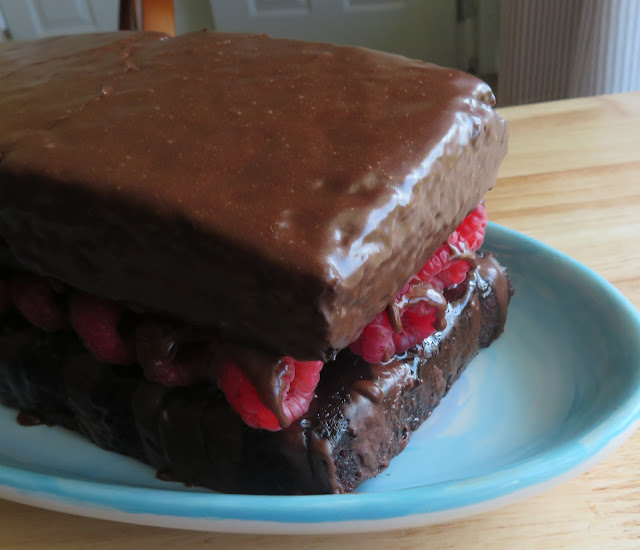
[{"xmin": 498, "ymin": 0, "xmax": 640, "ymax": 106}]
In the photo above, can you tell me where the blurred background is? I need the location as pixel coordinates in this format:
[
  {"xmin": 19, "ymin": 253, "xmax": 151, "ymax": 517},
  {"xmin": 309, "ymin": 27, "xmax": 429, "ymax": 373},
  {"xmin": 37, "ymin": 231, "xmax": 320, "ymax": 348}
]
[{"xmin": 0, "ymin": 0, "xmax": 638, "ymax": 106}]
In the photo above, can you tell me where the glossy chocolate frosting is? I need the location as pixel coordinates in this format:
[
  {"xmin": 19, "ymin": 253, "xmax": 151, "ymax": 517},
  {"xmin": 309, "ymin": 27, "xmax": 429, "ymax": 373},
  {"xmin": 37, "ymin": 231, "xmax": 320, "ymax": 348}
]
[{"xmin": 0, "ymin": 31, "xmax": 507, "ymax": 359}]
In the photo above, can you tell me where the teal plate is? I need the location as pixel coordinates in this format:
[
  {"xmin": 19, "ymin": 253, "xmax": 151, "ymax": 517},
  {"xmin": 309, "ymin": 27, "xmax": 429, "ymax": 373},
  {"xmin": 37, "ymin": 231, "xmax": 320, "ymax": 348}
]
[{"xmin": 0, "ymin": 223, "xmax": 639, "ymax": 534}]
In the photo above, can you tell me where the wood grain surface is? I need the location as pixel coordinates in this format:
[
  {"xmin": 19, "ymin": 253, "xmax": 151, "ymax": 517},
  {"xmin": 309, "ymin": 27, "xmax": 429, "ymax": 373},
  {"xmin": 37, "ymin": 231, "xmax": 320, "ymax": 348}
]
[{"xmin": 1, "ymin": 92, "xmax": 639, "ymax": 549}]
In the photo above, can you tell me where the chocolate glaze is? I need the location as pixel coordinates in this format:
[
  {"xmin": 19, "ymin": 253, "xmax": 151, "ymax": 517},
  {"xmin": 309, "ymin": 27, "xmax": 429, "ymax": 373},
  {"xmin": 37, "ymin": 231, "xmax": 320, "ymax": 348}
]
[
  {"xmin": 386, "ymin": 281, "xmax": 448, "ymax": 333},
  {"xmin": 0, "ymin": 31, "xmax": 507, "ymax": 359},
  {"xmin": 0, "ymin": 256, "xmax": 510, "ymax": 494},
  {"xmin": 476, "ymin": 254, "xmax": 513, "ymax": 345}
]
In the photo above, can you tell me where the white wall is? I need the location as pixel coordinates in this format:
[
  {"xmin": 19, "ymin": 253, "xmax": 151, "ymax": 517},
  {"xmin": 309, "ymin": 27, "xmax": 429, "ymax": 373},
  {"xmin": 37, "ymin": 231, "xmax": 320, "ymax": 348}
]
[
  {"xmin": 499, "ymin": 0, "xmax": 640, "ymax": 106},
  {"xmin": 174, "ymin": 0, "xmax": 214, "ymax": 35}
]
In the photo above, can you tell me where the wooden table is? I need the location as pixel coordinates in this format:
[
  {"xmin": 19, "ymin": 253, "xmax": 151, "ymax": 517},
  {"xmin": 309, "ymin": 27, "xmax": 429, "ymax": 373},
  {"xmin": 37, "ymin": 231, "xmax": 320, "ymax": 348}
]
[{"xmin": 1, "ymin": 92, "xmax": 639, "ymax": 549}]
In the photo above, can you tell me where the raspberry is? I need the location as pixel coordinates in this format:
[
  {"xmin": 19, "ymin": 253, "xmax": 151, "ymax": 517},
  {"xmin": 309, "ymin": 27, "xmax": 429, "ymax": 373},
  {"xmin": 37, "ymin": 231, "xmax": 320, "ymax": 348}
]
[
  {"xmin": 351, "ymin": 301, "xmax": 438, "ymax": 363},
  {"xmin": 359, "ymin": 318, "xmax": 396, "ymax": 364},
  {"xmin": 216, "ymin": 357, "xmax": 323, "ymax": 431},
  {"xmin": 417, "ymin": 245, "xmax": 450, "ymax": 284},
  {"xmin": 432, "ymin": 259, "xmax": 469, "ymax": 290},
  {"xmin": 453, "ymin": 202, "xmax": 487, "ymax": 251},
  {"xmin": 135, "ymin": 321, "xmax": 210, "ymax": 386},
  {"xmin": 350, "ymin": 203, "xmax": 487, "ymax": 363},
  {"xmin": 418, "ymin": 203, "xmax": 487, "ymax": 291},
  {"xmin": 11, "ymin": 273, "xmax": 67, "ymax": 331},
  {"xmin": 391, "ymin": 301, "xmax": 438, "ymax": 354},
  {"xmin": 70, "ymin": 291, "xmax": 136, "ymax": 364}
]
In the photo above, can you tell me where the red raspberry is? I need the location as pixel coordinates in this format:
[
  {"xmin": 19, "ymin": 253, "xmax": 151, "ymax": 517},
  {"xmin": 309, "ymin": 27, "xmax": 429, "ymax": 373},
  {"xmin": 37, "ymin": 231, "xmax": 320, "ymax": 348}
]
[
  {"xmin": 350, "ymin": 203, "xmax": 487, "ymax": 363},
  {"xmin": 351, "ymin": 301, "xmax": 438, "ymax": 363},
  {"xmin": 11, "ymin": 273, "xmax": 67, "ymax": 331},
  {"xmin": 216, "ymin": 357, "xmax": 323, "ymax": 431},
  {"xmin": 453, "ymin": 202, "xmax": 487, "ymax": 251},
  {"xmin": 70, "ymin": 291, "xmax": 136, "ymax": 364},
  {"xmin": 391, "ymin": 301, "xmax": 438, "ymax": 354},
  {"xmin": 359, "ymin": 318, "xmax": 396, "ymax": 364},
  {"xmin": 432, "ymin": 259, "xmax": 469, "ymax": 290},
  {"xmin": 417, "ymin": 245, "xmax": 450, "ymax": 284},
  {"xmin": 418, "ymin": 203, "xmax": 487, "ymax": 290}
]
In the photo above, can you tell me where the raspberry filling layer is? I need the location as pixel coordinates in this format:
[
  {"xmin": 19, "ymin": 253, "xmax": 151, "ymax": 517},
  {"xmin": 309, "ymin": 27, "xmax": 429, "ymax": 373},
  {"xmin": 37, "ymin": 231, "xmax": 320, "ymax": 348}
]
[
  {"xmin": 1, "ymin": 204, "xmax": 487, "ymax": 431},
  {"xmin": 349, "ymin": 203, "xmax": 487, "ymax": 363}
]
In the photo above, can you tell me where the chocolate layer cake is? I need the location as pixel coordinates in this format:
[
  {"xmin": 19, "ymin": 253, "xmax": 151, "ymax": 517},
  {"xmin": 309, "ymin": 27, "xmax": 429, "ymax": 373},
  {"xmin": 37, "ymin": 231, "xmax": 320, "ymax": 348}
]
[{"xmin": 0, "ymin": 31, "xmax": 510, "ymax": 494}]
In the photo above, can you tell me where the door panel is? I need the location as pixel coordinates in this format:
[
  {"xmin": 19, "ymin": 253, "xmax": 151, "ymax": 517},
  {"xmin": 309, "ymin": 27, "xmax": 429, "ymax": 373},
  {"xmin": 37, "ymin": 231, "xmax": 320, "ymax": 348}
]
[
  {"xmin": 0, "ymin": 0, "xmax": 118, "ymax": 40},
  {"xmin": 208, "ymin": 0, "xmax": 457, "ymax": 66}
]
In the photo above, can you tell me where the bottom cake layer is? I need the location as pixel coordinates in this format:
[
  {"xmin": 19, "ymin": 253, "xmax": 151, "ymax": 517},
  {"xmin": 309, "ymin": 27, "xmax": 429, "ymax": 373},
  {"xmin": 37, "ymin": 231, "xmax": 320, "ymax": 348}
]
[{"xmin": 0, "ymin": 255, "xmax": 511, "ymax": 494}]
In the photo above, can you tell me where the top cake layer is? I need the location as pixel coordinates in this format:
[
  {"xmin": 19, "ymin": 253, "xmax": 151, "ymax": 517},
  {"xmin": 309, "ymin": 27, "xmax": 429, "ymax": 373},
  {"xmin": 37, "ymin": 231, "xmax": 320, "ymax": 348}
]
[{"xmin": 0, "ymin": 31, "xmax": 507, "ymax": 359}]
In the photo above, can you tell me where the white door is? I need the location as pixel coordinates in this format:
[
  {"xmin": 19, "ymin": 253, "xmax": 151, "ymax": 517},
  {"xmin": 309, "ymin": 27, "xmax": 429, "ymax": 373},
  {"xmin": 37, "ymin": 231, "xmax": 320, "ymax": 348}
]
[
  {"xmin": 208, "ymin": 0, "xmax": 457, "ymax": 67},
  {"xmin": 0, "ymin": 0, "xmax": 118, "ymax": 40}
]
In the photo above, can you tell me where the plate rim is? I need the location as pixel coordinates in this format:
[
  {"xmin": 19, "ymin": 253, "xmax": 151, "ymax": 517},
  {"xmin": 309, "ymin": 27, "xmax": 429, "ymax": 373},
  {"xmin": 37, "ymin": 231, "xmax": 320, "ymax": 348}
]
[{"xmin": 1, "ymin": 222, "xmax": 639, "ymax": 532}]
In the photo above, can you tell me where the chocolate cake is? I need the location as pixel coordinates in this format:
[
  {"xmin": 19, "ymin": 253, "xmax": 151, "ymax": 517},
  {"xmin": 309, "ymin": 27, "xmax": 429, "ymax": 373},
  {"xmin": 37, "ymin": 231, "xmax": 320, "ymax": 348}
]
[{"xmin": 0, "ymin": 31, "xmax": 511, "ymax": 494}]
